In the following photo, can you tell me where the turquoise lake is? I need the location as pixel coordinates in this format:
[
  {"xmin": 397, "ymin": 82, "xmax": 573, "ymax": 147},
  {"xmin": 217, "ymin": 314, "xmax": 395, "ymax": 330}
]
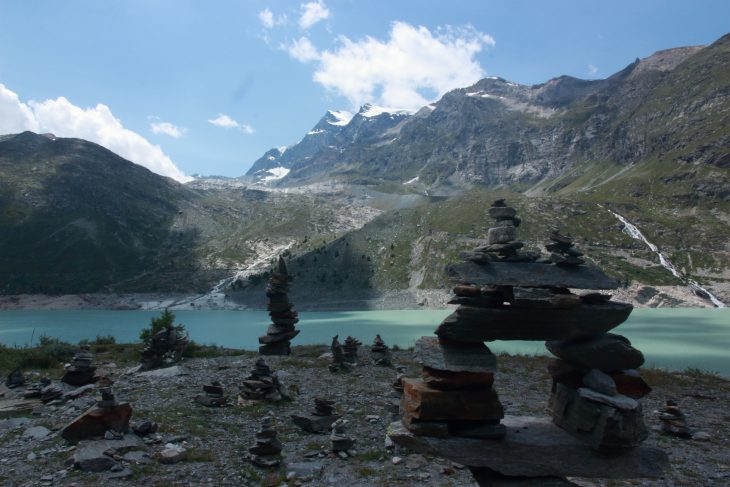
[{"xmin": 0, "ymin": 308, "xmax": 728, "ymax": 376}]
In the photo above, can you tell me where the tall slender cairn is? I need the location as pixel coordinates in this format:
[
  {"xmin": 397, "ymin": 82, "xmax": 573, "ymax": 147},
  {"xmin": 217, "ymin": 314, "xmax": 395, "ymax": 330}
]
[
  {"xmin": 259, "ymin": 256, "xmax": 300, "ymax": 355},
  {"xmin": 389, "ymin": 200, "xmax": 668, "ymax": 486}
]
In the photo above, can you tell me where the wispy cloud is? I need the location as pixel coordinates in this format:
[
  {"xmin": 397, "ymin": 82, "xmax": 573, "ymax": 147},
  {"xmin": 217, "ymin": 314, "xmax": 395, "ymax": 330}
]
[
  {"xmin": 259, "ymin": 8, "xmax": 287, "ymax": 29},
  {"xmin": 149, "ymin": 118, "xmax": 186, "ymax": 138},
  {"xmin": 259, "ymin": 8, "xmax": 274, "ymax": 28},
  {"xmin": 282, "ymin": 36, "xmax": 320, "ymax": 62},
  {"xmin": 286, "ymin": 22, "xmax": 495, "ymax": 110},
  {"xmin": 588, "ymin": 64, "xmax": 598, "ymax": 76},
  {"xmin": 299, "ymin": 0, "xmax": 330, "ymax": 29},
  {"xmin": 0, "ymin": 83, "xmax": 191, "ymax": 182},
  {"xmin": 207, "ymin": 113, "xmax": 255, "ymax": 134}
]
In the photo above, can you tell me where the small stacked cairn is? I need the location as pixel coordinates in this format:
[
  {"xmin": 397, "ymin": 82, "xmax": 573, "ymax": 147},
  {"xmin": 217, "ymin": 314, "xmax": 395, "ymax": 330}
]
[
  {"xmin": 330, "ymin": 418, "xmax": 356, "ymax": 457},
  {"xmin": 195, "ymin": 380, "xmax": 228, "ymax": 407},
  {"xmin": 389, "ymin": 200, "xmax": 667, "ymax": 485},
  {"xmin": 292, "ymin": 398, "xmax": 340, "ymax": 433},
  {"xmin": 328, "ymin": 335, "xmax": 351, "ymax": 372},
  {"xmin": 370, "ymin": 334, "xmax": 392, "ymax": 366},
  {"xmin": 259, "ymin": 256, "xmax": 300, "ymax": 355},
  {"xmin": 657, "ymin": 399, "xmax": 692, "ymax": 438},
  {"xmin": 342, "ymin": 336, "xmax": 361, "ymax": 364},
  {"xmin": 239, "ymin": 358, "xmax": 288, "ymax": 402},
  {"xmin": 546, "ymin": 229, "xmax": 584, "ymax": 266},
  {"xmin": 62, "ymin": 346, "xmax": 98, "ymax": 387},
  {"xmin": 5, "ymin": 367, "xmax": 25, "ymax": 388},
  {"xmin": 248, "ymin": 416, "xmax": 283, "ymax": 468},
  {"xmin": 140, "ymin": 324, "xmax": 187, "ymax": 371}
]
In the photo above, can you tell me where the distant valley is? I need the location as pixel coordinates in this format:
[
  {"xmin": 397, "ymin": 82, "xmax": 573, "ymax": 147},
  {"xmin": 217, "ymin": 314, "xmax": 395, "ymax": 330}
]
[{"xmin": 1, "ymin": 33, "xmax": 729, "ymax": 308}]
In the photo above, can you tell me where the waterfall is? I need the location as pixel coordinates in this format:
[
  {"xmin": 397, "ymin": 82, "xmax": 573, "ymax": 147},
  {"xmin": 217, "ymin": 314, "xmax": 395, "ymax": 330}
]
[{"xmin": 605, "ymin": 207, "xmax": 726, "ymax": 308}]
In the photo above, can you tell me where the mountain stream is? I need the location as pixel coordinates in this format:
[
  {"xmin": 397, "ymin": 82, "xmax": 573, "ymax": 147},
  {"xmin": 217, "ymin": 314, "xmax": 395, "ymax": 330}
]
[{"xmin": 606, "ymin": 208, "xmax": 726, "ymax": 308}]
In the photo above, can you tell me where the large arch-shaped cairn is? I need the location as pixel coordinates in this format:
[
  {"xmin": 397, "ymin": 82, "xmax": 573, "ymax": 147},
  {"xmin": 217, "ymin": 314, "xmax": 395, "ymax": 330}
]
[
  {"xmin": 389, "ymin": 199, "xmax": 668, "ymax": 486},
  {"xmin": 259, "ymin": 256, "xmax": 300, "ymax": 355}
]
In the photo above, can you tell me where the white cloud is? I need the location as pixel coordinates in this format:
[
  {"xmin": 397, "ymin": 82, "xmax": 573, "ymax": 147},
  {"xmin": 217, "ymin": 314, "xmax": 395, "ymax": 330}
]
[
  {"xmin": 207, "ymin": 113, "xmax": 255, "ymax": 134},
  {"xmin": 283, "ymin": 36, "xmax": 321, "ymax": 62},
  {"xmin": 0, "ymin": 83, "xmax": 39, "ymax": 133},
  {"xmin": 208, "ymin": 113, "xmax": 239, "ymax": 128},
  {"xmin": 0, "ymin": 83, "xmax": 191, "ymax": 182},
  {"xmin": 299, "ymin": 0, "xmax": 330, "ymax": 29},
  {"xmin": 149, "ymin": 119, "xmax": 186, "ymax": 138},
  {"xmin": 259, "ymin": 8, "xmax": 274, "ymax": 28},
  {"xmin": 587, "ymin": 64, "xmax": 598, "ymax": 76},
  {"xmin": 303, "ymin": 22, "xmax": 494, "ymax": 110}
]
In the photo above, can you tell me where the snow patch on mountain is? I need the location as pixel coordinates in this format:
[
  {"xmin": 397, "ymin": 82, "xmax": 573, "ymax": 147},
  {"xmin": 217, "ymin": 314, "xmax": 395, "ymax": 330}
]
[
  {"xmin": 258, "ymin": 166, "xmax": 290, "ymax": 183},
  {"xmin": 360, "ymin": 104, "xmax": 416, "ymax": 118},
  {"xmin": 327, "ymin": 110, "xmax": 354, "ymax": 126}
]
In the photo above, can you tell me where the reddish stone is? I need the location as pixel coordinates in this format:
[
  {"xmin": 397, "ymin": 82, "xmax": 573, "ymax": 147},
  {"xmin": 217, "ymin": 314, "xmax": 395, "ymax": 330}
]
[
  {"xmin": 453, "ymin": 285, "xmax": 481, "ymax": 297},
  {"xmin": 61, "ymin": 403, "xmax": 132, "ymax": 444},
  {"xmin": 610, "ymin": 371, "xmax": 652, "ymax": 399},
  {"xmin": 401, "ymin": 378, "xmax": 503, "ymax": 421},
  {"xmin": 422, "ymin": 367, "xmax": 494, "ymax": 390}
]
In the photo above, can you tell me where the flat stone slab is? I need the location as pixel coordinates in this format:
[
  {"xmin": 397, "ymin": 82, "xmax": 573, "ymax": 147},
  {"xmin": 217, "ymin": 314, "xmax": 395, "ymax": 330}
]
[
  {"xmin": 0, "ymin": 398, "xmax": 41, "ymax": 418},
  {"xmin": 74, "ymin": 435, "xmax": 145, "ymax": 472},
  {"xmin": 387, "ymin": 416, "xmax": 667, "ymax": 478},
  {"xmin": 436, "ymin": 302, "xmax": 633, "ymax": 342},
  {"xmin": 137, "ymin": 365, "xmax": 184, "ymax": 378},
  {"xmin": 414, "ymin": 337, "xmax": 496, "ymax": 373},
  {"xmin": 447, "ymin": 261, "xmax": 619, "ymax": 289}
]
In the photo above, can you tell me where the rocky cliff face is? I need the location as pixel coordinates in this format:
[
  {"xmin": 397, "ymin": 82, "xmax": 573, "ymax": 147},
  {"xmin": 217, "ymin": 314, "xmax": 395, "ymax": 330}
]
[{"xmin": 246, "ymin": 35, "xmax": 729, "ymax": 192}]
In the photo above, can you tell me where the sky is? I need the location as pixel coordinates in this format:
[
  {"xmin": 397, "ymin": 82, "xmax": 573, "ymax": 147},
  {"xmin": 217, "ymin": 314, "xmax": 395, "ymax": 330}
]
[{"xmin": 1, "ymin": 1, "xmax": 729, "ymax": 182}]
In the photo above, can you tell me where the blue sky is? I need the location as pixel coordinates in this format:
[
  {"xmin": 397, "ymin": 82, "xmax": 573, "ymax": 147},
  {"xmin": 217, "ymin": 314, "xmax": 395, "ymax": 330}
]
[{"xmin": 1, "ymin": 0, "xmax": 729, "ymax": 181}]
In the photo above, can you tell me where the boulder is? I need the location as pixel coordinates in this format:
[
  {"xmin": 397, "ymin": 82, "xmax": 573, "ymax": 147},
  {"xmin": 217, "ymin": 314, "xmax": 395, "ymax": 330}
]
[
  {"xmin": 545, "ymin": 334, "xmax": 645, "ymax": 372},
  {"xmin": 414, "ymin": 337, "xmax": 496, "ymax": 373},
  {"xmin": 387, "ymin": 417, "xmax": 667, "ymax": 478},
  {"xmin": 61, "ymin": 403, "xmax": 133, "ymax": 444},
  {"xmin": 402, "ymin": 379, "xmax": 503, "ymax": 421}
]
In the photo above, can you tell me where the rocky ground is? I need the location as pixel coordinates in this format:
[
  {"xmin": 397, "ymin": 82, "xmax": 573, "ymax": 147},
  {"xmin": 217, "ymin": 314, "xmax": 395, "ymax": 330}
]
[{"xmin": 1, "ymin": 346, "xmax": 729, "ymax": 487}]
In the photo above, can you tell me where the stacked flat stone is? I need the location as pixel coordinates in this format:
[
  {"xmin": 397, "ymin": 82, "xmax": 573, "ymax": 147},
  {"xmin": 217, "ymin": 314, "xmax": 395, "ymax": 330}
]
[
  {"xmin": 259, "ymin": 256, "xmax": 300, "ymax": 355},
  {"xmin": 5, "ymin": 367, "xmax": 25, "ymax": 388},
  {"xmin": 342, "ymin": 336, "xmax": 361, "ymax": 364},
  {"xmin": 292, "ymin": 398, "xmax": 341, "ymax": 433},
  {"xmin": 370, "ymin": 335, "xmax": 392, "ymax": 366},
  {"xmin": 330, "ymin": 418, "xmax": 356, "ymax": 456},
  {"xmin": 140, "ymin": 325, "xmax": 187, "ymax": 371},
  {"xmin": 657, "ymin": 400, "xmax": 692, "ymax": 438},
  {"xmin": 389, "ymin": 200, "xmax": 666, "ymax": 485},
  {"xmin": 547, "ymin": 229, "xmax": 585, "ymax": 266},
  {"xmin": 546, "ymin": 330, "xmax": 651, "ymax": 450},
  {"xmin": 249, "ymin": 417, "xmax": 282, "ymax": 467},
  {"xmin": 195, "ymin": 380, "xmax": 228, "ymax": 407},
  {"xmin": 62, "ymin": 347, "xmax": 98, "ymax": 387},
  {"xmin": 328, "ymin": 335, "xmax": 351, "ymax": 372},
  {"xmin": 240, "ymin": 358, "xmax": 288, "ymax": 402}
]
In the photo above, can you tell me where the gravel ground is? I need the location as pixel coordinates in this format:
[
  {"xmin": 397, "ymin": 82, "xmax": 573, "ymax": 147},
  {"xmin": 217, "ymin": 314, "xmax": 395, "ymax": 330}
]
[{"xmin": 1, "ymin": 347, "xmax": 728, "ymax": 487}]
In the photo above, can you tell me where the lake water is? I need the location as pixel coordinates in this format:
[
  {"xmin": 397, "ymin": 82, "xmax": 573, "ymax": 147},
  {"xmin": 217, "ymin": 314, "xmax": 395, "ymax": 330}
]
[{"xmin": 0, "ymin": 308, "xmax": 728, "ymax": 376}]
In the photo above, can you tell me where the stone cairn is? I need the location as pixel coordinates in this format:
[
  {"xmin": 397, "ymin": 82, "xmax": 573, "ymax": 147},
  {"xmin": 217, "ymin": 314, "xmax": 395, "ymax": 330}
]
[
  {"xmin": 330, "ymin": 418, "xmax": 356, "ymax": 457},
  {"xmin": 140, "ymin": 324, "xmax": 187, "ymax": 371},
  {"xmin": 292, "ymin": 398, "xmax": 340, "ymax": 433},
  {"xmin": 248, "ymin": 416, "xmax": 283, "ymax": 468},
  {"xmin": 62, "ymin": 346, "xmax": 98, "ymax": 387},
  {"xmin": 342, "ymin": 336, "xmax": 361, "ymax": 364},
  {"xmin": 370, "ymin": 334, "xmax": 392, "ymax": 366},
  {"xmin": 389, "ymin": 200, "xmax": 668, "ymax": 486},
  {"xmin": 195, "ymin": 380, "xmax": 228, "ymax": 407},
  {"xmin": 328, "ymin": 335, "xmax": 351, "ymax": 372},
  {"xmin": 239, "ymin": 358, "xmax": 288, "ymax": 402},
  {"xmin": 259, "ymin": 256, "xmax": 300, "ymax": 355},
  {"xmin": 5, "ymin": 367, "xmax": 25, "ymax": 388},
  {"xmin": 657, "ymin": 399, "xmax": 692, "ymax": 438},
  {"xmin": 61, "ymin": 379, "xmax": 133, "ymax": 443}
]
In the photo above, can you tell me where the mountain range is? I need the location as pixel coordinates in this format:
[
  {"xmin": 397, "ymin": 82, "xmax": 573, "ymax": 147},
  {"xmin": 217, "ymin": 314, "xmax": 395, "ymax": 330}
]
[{"xmin": 1, "ymin": 33, "xmax": 729, "ymax": 306}]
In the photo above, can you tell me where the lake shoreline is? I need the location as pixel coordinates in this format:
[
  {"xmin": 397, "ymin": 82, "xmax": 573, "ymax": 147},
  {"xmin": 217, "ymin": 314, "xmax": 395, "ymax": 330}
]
[{"xmin": 0, "ymin": 283, "xmax": 717, "ymax": 311}]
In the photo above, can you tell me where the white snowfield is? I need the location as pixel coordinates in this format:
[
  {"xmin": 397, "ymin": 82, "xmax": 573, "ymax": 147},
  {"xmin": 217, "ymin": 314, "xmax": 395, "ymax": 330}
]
[
  {"xmin": 258, "ymin": 166, "xmax": 290, "ymax": 183},
  {"xmin": 327, "ymin": 110, "xmax": 354, "ymax": 126}
]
